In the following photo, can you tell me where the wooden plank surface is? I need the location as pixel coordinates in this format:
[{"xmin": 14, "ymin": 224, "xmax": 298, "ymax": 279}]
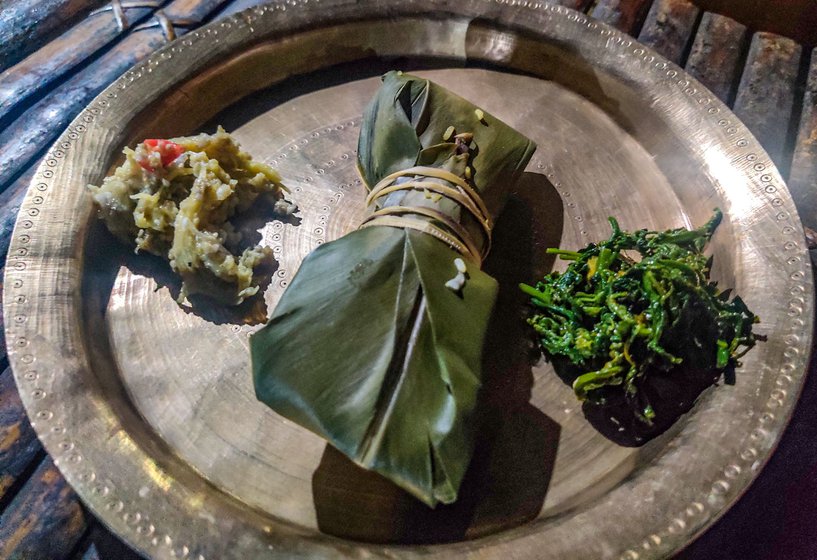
[
  {"xmin": 788, "ymin": 48, "xmax": 817, "ymax": 231},
  {"xmin": 0, "ymin": 163, "xmax": 38, "ymax": 262},
  {"xmin": 684, "ymin": 12, "xmax": 748, "ymax": 105},
  {"xmin": 692, "ymin": 0, "xmax": 817, "ymax": 49},
  {"xmin": 0, "ymin": 0, "xmax": 107, "ymax": 73},
  {"xmin": 637, "ymin": 0, "xmax": 700, "ymax": 65},
  {"xmin": 0, "ymin": 0, "xmax": 235, "ymax": 192},
  {"xmin": 0, "ymin": 31, "xmax": 169, "ymax": 192},
  {"xmin": 71, "ymin": 524, "xmax": 142, "ymax": 560},
  {"xmin": 588, "ymin": 0, "xmax": 653, "ymax": 34},
  {"xmin": 732, "ymin": 32, "xmax": 802, "ymax": 171},
  {"xmin": 0, "ymin": 2, "xmax": 165, "ymax": 124},
  {"xmin": 0, "ymin": 457, "xmax": 88, "ymax": 560},
  {"xmin": 163, "ymin": 0, "xmax": 233, "ymax": 21},
  {"xmin": 0, "ymin": 367, "xmax": 42, "ymax": 505}
]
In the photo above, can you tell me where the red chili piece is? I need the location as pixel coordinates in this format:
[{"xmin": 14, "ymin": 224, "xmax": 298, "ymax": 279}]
[{"xmin": 139, "ymin": 139, "xmax": 186, "ymax": 171}]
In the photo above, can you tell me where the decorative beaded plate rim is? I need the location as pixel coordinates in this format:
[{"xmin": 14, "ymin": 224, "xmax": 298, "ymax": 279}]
[{"xmin": 4, "ymin": 1, "xmax": 814, "ymax": 559}]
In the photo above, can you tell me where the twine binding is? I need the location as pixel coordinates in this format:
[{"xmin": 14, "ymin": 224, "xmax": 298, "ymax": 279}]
[
  {"xmin": 133, "ymin": 11, "xmax": 198, "ymax": 41},
  {"xmin": 90, "ymin": 0, "xmax": 162, "ymax": 31},
  {"xmin": 359, "ymin": 166, "xmax": 492, "ymax": 265}
]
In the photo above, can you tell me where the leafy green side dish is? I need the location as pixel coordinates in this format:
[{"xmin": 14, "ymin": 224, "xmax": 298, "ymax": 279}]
[{"xmin": 520, "ymin": 210, "xmax": 760, "ymax": 423}]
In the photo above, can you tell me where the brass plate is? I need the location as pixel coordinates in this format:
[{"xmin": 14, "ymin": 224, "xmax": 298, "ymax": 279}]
[{"xmin": 4, "ymin": 1, "xmax": 814, "ymax": 559}]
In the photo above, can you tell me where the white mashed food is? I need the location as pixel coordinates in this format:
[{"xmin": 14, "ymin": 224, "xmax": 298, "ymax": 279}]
[{"xmin": 88, "ymin": 127, "xmax": 292, "ymax": 305}]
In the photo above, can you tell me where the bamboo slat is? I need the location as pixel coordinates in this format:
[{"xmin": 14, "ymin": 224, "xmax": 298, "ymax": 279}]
[
  {"xmin": 0, "ymin": 1, "xmax": 166, "ymax": 124},
  {"xmin": 0, "ymin": 163, "xmax": 38, "ymax": 262},
  {"xmin": 588, "ymin": 0, "xmax": 654, "ymax": 35},
  {"xmin": 637, "ymin": 0, "xmax": 700, "ymax": 65},
  {"xmin": 0, "ymin": 366, "xmax": 42, "ymax": 505},
  {"xmin": 0, "ymin": 457, "xmax": 87, "ymax": 560},
  {"xmin": 788, "ymin": 48, "xmax": 817, "ymax": 231},
  {"xmin": 684, "ymin": 12, "xmax": 748, "ymax": 105},
  {"xmin": 0, "ymin": 0, "xmax": 107, "ymax": 72},
  {"xmin": 0, "ymin": 0, "xmax": 235, "ymax": 192},
  {"xmin": 733, "ymin": 32, "xmax": 802, "ymax": 171}
]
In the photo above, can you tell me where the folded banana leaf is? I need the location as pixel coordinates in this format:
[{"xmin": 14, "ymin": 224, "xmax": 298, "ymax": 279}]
[{"xmin": 251, "ymin": 71, "xmax": 536, "ymax": 507}]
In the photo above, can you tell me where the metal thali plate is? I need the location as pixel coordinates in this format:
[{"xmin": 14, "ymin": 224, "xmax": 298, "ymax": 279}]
[{"xmin": 4, "ymin": 1, "xmax": 814, "ymax": 559}]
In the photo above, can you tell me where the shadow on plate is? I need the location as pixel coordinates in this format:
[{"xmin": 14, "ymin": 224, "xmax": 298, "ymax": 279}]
[
  {"xmin": 573, "ymin": 364, "xmax": 734, "ymax": 447},
  {"xmin": 84, "ymin": 194, "xmax": 299, "ymax": 326},
  {"xmin": 311, "ymin": 171, "xmax": 565, "ymax": 544}
]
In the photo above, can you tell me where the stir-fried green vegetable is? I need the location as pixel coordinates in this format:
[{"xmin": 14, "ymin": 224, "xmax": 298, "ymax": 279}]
[{"xmin": 520, "ymin": 210, "xmax": 759, "ymax": 423}]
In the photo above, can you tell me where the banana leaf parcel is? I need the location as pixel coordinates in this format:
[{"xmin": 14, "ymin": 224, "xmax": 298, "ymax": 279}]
[{"xmin": 251, "ymin": 71, "xmax": 536, "ymax": 507}]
